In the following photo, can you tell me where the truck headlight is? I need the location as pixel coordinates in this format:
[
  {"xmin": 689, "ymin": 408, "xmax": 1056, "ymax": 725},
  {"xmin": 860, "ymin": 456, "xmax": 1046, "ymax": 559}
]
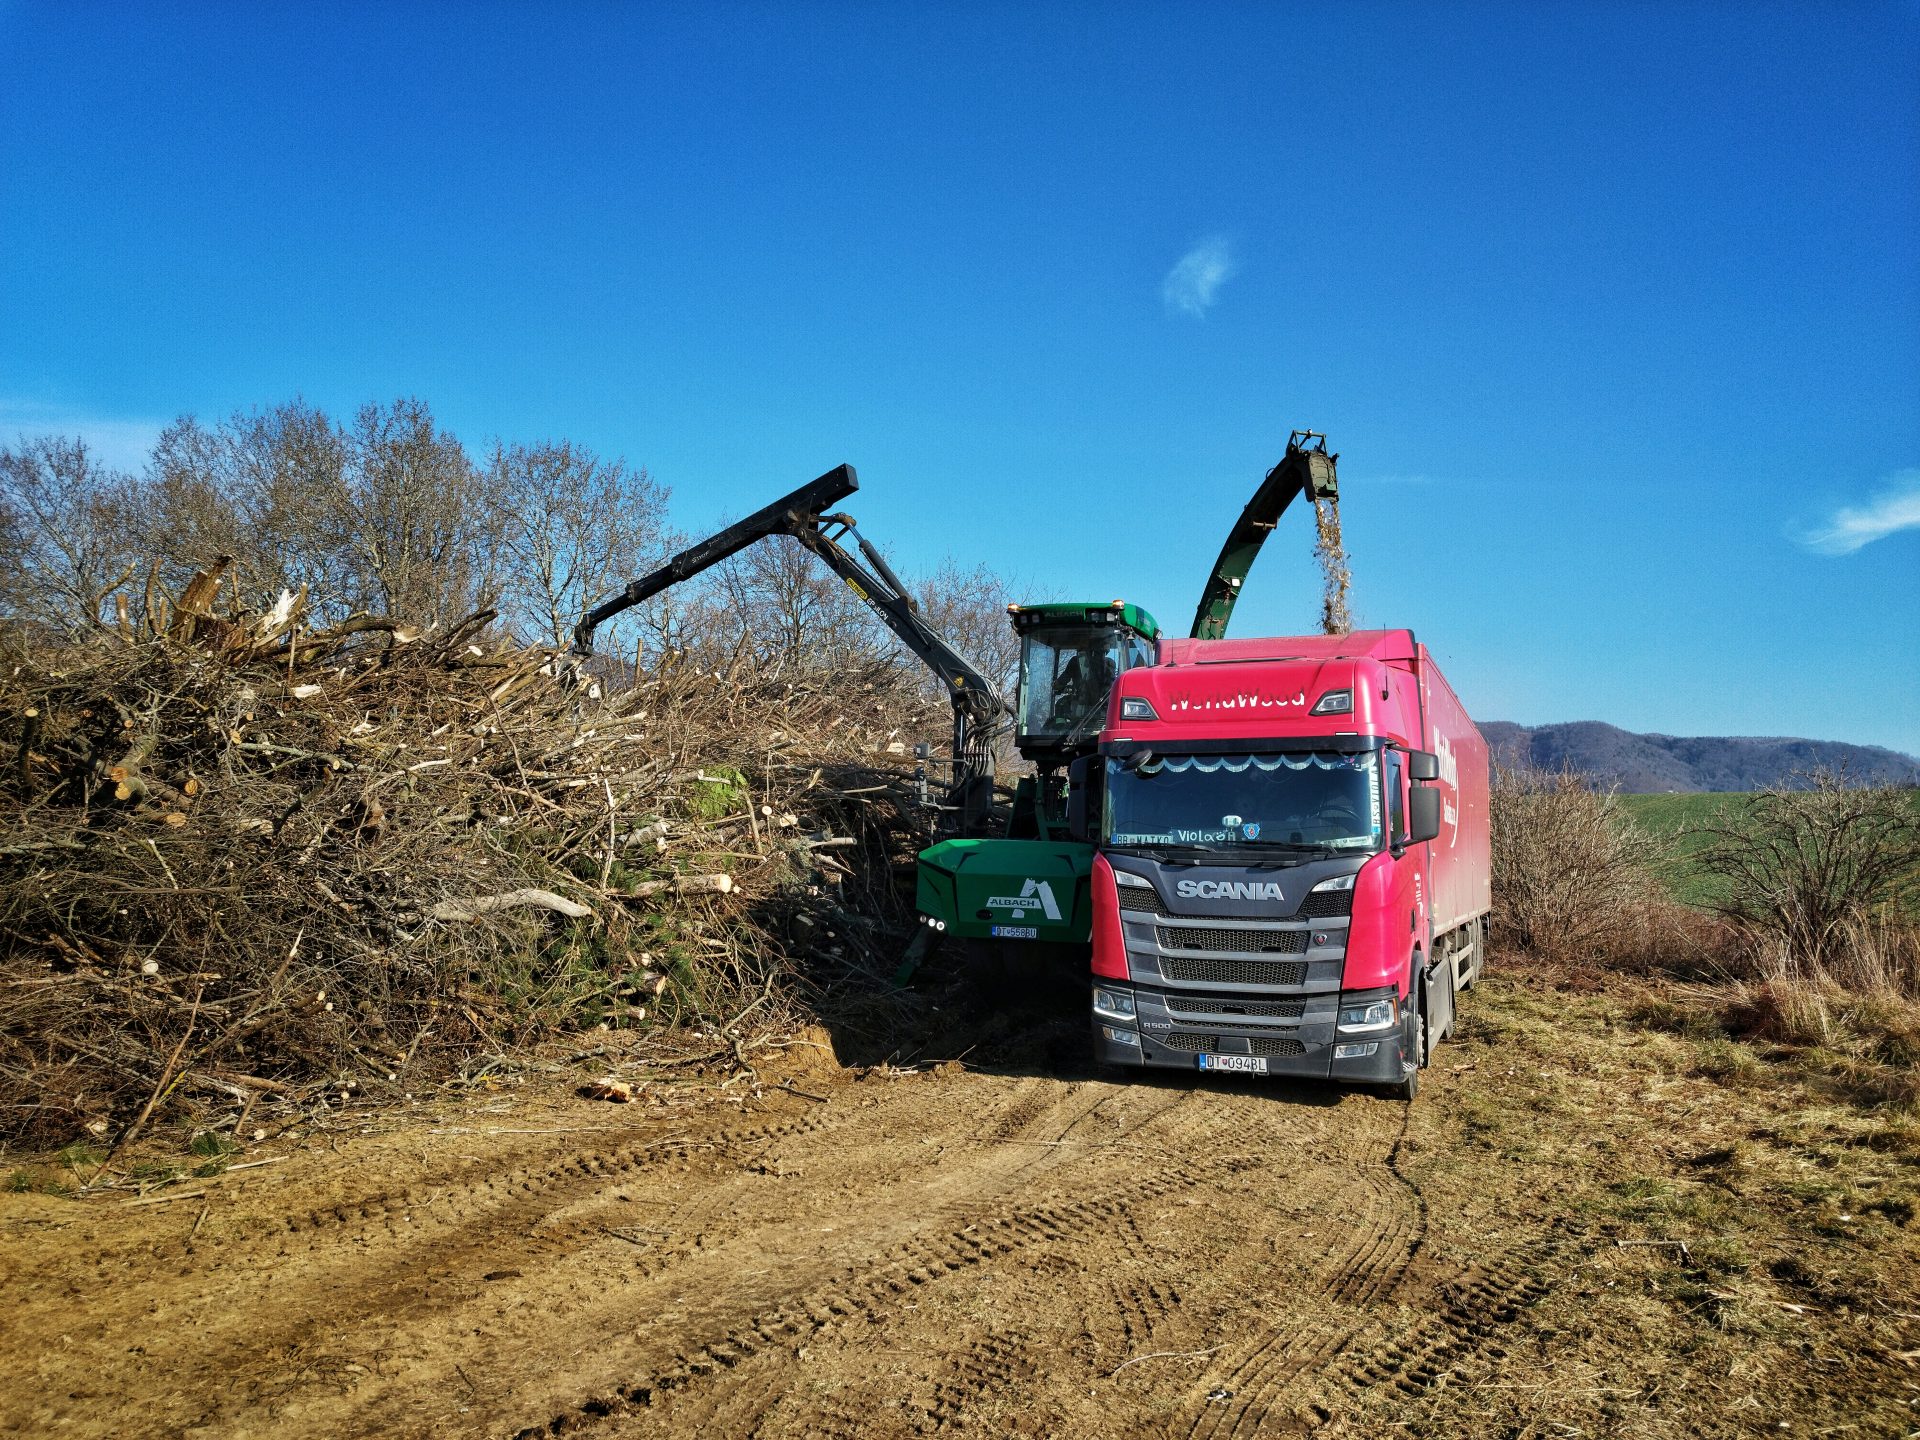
[
  {"xmin": 1101, "ymin": 1025, "xmax": 1141, "ymax": 1047},
  {"xmin": 1311, "ymin": 873, "xmax": 1357, "ymax": 892},
  {"xmin": 1337, "ymin": 998, "xmax": 1397, "ymax": 1033},
  {"xmin": 1092, "ymin": 987, "xmax": 1136, "ymax": 1021}
]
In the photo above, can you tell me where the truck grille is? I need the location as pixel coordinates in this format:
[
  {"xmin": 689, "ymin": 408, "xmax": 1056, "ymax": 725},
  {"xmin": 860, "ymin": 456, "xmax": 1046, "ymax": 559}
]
[
  {"xmin": 1119, "ymin": 883, "xmax": 1350, "ymax": 923},
  {"xmin": 1250, "ymin": 1036, "xmax": 1306, "ymax": 1058},
  {"xmin": 1157, "ymin": 1032, "xmax": 1305, "ymax": 1058},
  {"xmin": 1166, "ymin": 996, "xmax": 1306, "ymax": 1019},
  {"xmin": 1295, "ymin": 889, "xmax": 1353, "ymax": 919},
  {"xmin": 1116, "ymin": 886, "xmax": 1171, "ymax": 916},
  {"xmin": 1158, "ymin": 926, "xmax": 1307, "ymax": 955},
  {"xmin": 1158, "ymin": 1032, "xmax": 1214, "ymax": 1052},
  {"xmin": 1161, "ymin": 958, "xmax": 1308, "ymax": 986}
]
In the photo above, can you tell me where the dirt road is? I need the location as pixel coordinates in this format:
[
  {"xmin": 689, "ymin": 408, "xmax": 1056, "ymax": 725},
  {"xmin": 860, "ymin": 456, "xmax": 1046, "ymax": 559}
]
[{"xmin": 5, "ymin": 968, "xmax": 1914, "ymax": 1438}]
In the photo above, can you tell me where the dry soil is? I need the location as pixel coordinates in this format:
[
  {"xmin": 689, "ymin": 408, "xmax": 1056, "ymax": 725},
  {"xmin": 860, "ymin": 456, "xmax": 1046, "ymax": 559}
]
[{"xmin": 4, "ymin": 963, "xmax": 1916, "ymax": 1438}]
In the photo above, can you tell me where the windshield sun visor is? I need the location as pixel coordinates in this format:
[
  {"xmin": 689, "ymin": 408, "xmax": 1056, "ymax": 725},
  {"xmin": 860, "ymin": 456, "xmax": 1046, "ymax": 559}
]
[{"xmin": 1104, "ymin": 749, "xmax": 1385, "ymax": 855}]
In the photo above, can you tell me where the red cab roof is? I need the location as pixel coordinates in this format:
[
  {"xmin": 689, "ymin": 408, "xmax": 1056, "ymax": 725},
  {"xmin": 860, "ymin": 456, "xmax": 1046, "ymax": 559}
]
[{"xmin": 1156, "ymin": 628, "xmax": 1416, "ymax": 667}]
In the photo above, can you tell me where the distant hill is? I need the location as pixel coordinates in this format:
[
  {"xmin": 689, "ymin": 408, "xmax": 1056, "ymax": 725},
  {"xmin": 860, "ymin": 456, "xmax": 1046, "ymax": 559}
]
[{"xmin": 1479, "ymin": 721, "xmax": 1920, "ymax": 793}]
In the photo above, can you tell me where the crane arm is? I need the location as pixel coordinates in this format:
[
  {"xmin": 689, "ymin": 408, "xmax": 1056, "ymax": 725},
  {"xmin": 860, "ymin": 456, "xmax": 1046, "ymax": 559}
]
[
  {"xmin": 572, "ymin": 465, "xmax": 861, "ymax": 656},
  {"xmin": 1188, "ymin": 430, "xmax": 1340, "ymax": 640},
  {"xmin": 572, "ymin": 463, "xmax": 1009, "ymax": 832},
  {"xmin": 792, "ymin": 516, "xmax": 1010, "ymax": 725}
]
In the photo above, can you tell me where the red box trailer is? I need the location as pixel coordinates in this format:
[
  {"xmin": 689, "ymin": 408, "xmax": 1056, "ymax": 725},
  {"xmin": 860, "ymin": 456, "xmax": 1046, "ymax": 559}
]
[{"xmin": 1082, "ymin": 629, "xmax": 1491, "ymax": 1099}]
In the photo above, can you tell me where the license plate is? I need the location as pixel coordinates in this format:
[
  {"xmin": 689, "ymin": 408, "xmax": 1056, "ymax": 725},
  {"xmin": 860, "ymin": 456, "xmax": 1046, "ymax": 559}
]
[
  {"xmin": 1198, "ymin": 1054, "xmax": 1268, "ymax": 1075},
  {"xmin": 990, "ymin": 925, "xmax": 1038, "ymax": 939}
]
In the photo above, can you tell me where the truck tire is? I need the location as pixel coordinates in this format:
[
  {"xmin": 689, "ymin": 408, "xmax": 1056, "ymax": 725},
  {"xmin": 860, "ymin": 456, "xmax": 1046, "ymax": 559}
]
[{"xmin": 1384, "ymin": 984, "xmax": 1424, "ymax": 1101}]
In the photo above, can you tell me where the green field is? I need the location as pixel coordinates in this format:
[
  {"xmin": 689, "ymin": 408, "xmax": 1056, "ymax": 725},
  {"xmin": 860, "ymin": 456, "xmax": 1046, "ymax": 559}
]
[
  {"xmin": 1618, "ymin": 790, "xmax": 1920, "ymax": 912},
  {"xmin": 1616, "ymin": 792, "xmax": 1742, "ymax": 907}
]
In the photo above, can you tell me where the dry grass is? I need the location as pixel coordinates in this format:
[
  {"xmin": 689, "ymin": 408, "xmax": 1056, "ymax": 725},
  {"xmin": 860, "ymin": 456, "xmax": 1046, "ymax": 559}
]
[
  {"xmin": 1491, "ymin": 760, "xmax": 1920, "ymax": 1122},
  {"xmin": 1372, "ymin": 950, "xmax": 1920, "ymax": 1438}
]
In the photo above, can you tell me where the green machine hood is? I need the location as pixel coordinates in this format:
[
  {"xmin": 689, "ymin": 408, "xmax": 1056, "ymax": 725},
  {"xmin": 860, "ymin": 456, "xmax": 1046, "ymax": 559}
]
[{"xmin": 916, "ymin": 837, "xmax": 1095, "ymax": 943}]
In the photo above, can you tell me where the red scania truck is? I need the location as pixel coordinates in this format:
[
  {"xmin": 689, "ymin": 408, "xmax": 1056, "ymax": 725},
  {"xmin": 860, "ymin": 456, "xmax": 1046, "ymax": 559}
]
[{"xmin": 1071, "ymin": 629, "xmax": 1490, "ymax": 1099}]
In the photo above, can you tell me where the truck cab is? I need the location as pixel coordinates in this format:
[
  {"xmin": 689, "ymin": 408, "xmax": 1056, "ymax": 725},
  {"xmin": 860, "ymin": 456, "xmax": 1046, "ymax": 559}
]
[{"xmin": 1080, "ymin": 630, "xmax": 1490, "ymax": 1098}]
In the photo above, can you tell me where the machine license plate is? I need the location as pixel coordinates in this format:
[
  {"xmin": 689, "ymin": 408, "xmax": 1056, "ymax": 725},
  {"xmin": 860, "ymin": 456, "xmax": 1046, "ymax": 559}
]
[
  {"xmin": 990, "ymin": 925, "xmax": 1038, "ymax": 939},
  {"xmin": 1198, "ymin": 1054, "xmax": 1268, "ymax": 1075}
]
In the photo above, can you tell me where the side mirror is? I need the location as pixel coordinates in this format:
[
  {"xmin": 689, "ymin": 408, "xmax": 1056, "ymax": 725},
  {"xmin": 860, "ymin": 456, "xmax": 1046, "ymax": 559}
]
[
  {"xmin": 1066, "ymin": 756, "xmax": 1096, "ymax": 843},
  {"xmin": 1407, "ymin": 750, "xmax": 1440, "ymax": 782},
  {"xmin": 1406, "ymin": 786, "xmax": 1442, "ymax": 844}
]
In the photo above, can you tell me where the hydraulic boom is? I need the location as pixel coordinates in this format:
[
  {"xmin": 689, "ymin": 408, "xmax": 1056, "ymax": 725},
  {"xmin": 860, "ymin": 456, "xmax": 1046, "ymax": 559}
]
[{"xmin": 573, "ymin": 465, "xmax": 1011, "ymax": 833}]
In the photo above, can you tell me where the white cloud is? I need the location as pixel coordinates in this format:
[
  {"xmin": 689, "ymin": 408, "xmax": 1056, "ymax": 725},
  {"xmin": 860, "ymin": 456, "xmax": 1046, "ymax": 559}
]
[
  {"xmin": 1799, "ymin": 468, "xmax": 1920, "ymax": 556},
  {"xmin": 1161, "ymin": 237, "xmax": 1236, "ymax": 318},
  {"xmin": 0, "ymin": 399, "xmax": 166, "ymax": 473}
]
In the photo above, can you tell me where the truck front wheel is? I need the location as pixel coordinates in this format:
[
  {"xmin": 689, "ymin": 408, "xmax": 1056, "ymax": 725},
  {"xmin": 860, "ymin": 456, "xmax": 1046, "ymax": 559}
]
[{"xmin": 1384, "ymin": 984, "xmax": 1424, "ymax": 1101}]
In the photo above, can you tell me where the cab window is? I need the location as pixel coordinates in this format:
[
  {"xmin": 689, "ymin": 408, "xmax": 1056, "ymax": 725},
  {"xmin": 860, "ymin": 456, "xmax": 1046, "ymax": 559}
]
[
  {"xmin": 1386, "ymin": 750, "xmax": 1406, "ymax": 839},
  {"xmin": 1018, "ymin": 626, "xmax": 1126, "ymax": 741}
]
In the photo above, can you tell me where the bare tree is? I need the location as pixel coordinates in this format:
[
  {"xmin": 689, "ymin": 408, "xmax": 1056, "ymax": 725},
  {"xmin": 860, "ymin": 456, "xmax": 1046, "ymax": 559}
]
[
  {"xmin": 709, "ymin": 533, "xmax": 884, "ymax": 672},
  {"xmin": 913, "ymin": 559, "xmax": 1023, "ymax": 701},
  {"xmin": 0, "ymin": 435, "xmax": 139, "ymax": 633},
  {"xmin": 335, "ymin": 400, "xmax": 496, "ymax": 630},
  {"xmin": 144, "ymin": 402, "xmax": 352, "ymax": 616},
  {"xmin": 487, "ymin": 439, "xmax": 670, "ymax": 649}
]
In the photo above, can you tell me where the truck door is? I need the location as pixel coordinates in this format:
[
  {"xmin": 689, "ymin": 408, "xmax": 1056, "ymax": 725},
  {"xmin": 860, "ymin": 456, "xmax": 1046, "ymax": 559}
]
[{"xmin": 1390, "ymin": 748, "xmax": 1451, "ymax": 1054}]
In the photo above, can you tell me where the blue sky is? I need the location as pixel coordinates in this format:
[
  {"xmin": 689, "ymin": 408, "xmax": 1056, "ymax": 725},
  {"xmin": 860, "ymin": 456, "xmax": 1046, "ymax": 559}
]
[{"xmin": 3, "ymin": 2, "xmax": 1917, "ymax": 753}]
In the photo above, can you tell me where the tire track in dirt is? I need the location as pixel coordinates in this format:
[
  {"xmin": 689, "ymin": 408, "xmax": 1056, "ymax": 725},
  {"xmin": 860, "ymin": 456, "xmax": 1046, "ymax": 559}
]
[
  {"xmin": 1322, "ymin": 1113, "xmax": 1427, "ymax": 1307},
  {"xmin": 513, "ymin": 1166, "xmax": 1229, "ymax": 1439},
  {"xmin": 920, "ymin": 1329, "xmax": 1042, "ymax": 1433},
  {"xmin": 1173, "ymin": 1094, "xmax": 1573, "ymax": 1440},
  {"xmin": 9, "ymin": 1100, "xmax": 883, "ymax": 1440},
  {"xmin": 177, "ymin": 1078, "xmax": 1228, "ymax": 1437},
  {"xmin": 492, "ymin": 1083, "xmax": 1263, "ymax": 1438},
  {"xmin": 1107, "ymin": 1206, "xmax": 1183, "ymax": 1354},
  {"xmin": 14, "ymin": 1100, "xmax": 844, "ymax": 1290},
  {"xmin": 1299, "ymin": 1243, "xmax": 1560, "ymax": 1429},
  {"xmin": 10, "ymin": 1103, "xmax": 855, "ymax": 1425},
  {"xmin": 1176, "ymin": 1107, "xmax": 1427, "ymax": 1440},
  {"xmin": 11, "ymin": 1067, "xmax": 1504, "ymax": 1440}
]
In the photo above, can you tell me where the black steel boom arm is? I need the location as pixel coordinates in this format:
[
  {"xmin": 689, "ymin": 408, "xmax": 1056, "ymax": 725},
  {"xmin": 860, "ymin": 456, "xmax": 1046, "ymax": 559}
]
[
  {"xmin": 572, "ymin": 464, "xmax": 1010, "ymax": 832},
  {"xmin": 572, "ymin": 465, "xmax": 862, "ymax": 655},
  {"xmin": 792, "ymin": 517, "xmax": 1009, "ymax": 725}
]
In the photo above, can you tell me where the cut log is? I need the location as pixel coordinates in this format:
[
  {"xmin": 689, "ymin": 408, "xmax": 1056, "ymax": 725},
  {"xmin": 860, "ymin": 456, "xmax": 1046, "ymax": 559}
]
[
  {"xmin": 167, "ymin": 557, "xmax": 233, "ymax": 642},
  {"xmin": 622, "ymin": 873, "xmax": 735, "ymax": 899},
  {"xmin": 428, "ymin": 888, "xmax": 594, "ymax": 922}
]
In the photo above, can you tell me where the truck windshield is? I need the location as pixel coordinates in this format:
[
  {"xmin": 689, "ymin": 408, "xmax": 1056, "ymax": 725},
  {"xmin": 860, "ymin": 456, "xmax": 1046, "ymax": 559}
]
[
  {"xmin": 1019, "ymin": 626, "xmax": 1132, "ymax": 744},
  {"xmin": 1104, "ymin": 751, "xmax": 1383, "ymax": 853}
]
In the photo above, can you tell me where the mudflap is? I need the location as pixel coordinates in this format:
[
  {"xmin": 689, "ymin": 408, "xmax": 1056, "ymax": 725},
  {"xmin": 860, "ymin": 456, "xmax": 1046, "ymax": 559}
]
[{"xmin": 1423, "ymin": 953, "xmax": 1455, "ymax": 1059}]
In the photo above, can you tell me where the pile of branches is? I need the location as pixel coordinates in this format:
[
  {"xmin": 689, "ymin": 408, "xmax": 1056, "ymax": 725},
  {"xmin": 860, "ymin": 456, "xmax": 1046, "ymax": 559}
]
[{"xmin": 0, "ymin": 566, "xmax": 949, "ymax": 1148}]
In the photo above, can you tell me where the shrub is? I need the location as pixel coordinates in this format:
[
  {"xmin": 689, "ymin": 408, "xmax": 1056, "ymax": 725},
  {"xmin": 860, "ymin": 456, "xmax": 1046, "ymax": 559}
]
[
  {"xmin": 1489, "ymin": 764, "xmax": 1662, "ymax": 962},
  {"xmin": 1696, "ymin": 771, "xmax": 1920, "ymax": 973}
]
